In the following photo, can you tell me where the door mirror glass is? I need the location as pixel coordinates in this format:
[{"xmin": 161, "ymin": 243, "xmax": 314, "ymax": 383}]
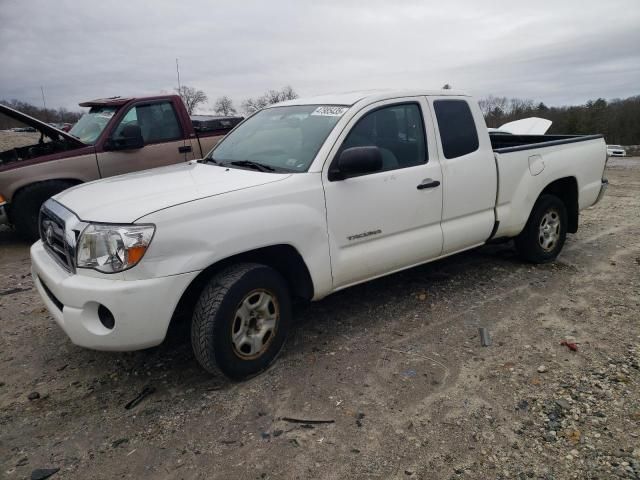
[
  {"xmin": 330, "ymin": 146, "xmax": 383, "ymax": 180},
  {"xmin": 106, "ymin": 123, "xmax": 144, "ymax": 150}
]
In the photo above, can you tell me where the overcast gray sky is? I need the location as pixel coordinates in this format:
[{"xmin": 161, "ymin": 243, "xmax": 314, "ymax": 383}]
[{"xmin": 1, "ymin": 0, "xmax": 638, "ymax": 112}]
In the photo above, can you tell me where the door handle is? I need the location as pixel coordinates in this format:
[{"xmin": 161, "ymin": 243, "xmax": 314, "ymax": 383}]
[
  {"xmin": 178, "ymin": 145, "xmax": 193, "ymax": 154},
  {"xmin": 417, "ymin": 178, "xmax": 441, "ymax": 190}
]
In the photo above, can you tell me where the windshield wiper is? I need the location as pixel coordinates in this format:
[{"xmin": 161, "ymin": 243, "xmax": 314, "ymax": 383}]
[{"xmin": 226, "ymin": 160, "xmax": 276, "ymax": 172}]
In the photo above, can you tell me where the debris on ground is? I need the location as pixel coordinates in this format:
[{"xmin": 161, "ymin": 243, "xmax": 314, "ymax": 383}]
[
  {"xmin": 280, "ymin": 417, "xmax": 335, "ymax": 425},
  {"xmin": 478, "ymin": 327, "xmax": 492, "ymax": 346},
  {"xmin": 124, "ymin": 385, "xmax": 156, "ymax": 410},
  {"xmin": 30, "ymin": 468, "xmax": 60, "ymax": 480},
  {"xmin": 560, "ymin": 339, "xmax": 579, "ymax": 351},
  {"xmin": 111, "ymin": 438, "xmax": 129, "ymax": 448},
  {"xmin": 0, "ymin": 286, "xmax": 32, "ymax": 296}
]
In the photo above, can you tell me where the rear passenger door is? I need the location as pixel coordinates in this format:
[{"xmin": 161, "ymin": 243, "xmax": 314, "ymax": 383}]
[
  {"xmin": 429, "ymin": 97, "xmax": 497, "ymax": 254},
  {"xmin": 96, "ymin": 100, "xmax": 189, "ymax": 177},
  {"xmin": 322, "ymin": 98, "xmax": 444, "ymax": 289}
]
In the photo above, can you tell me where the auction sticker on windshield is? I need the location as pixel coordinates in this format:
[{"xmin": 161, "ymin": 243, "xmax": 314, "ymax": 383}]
[{"xmin": 311, "ymin": 106, "xmax": 348, "ymax": 117}]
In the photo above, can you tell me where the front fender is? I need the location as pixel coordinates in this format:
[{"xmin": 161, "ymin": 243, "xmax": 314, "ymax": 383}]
[
  {"xmin": 0, "ymin": 149, "xmax": 99, "ymax": 202},
  {"xmin": 128, "ymin": 174, "xmax": 334, "ymax": 298}
]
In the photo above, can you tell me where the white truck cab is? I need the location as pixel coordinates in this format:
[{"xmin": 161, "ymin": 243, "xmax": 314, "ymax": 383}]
[{"xmin": 31, "ymin": 89, "xmax": 608, "ymax": 379}]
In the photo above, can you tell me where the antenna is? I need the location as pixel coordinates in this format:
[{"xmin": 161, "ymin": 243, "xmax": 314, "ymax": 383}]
[
  {"xmin": 40, "ymin": 86, "xmax": 48, "ymax": 122},
  {"xmin": 176, "ymin": 58, "xmax": 182, "ymax": 92}
]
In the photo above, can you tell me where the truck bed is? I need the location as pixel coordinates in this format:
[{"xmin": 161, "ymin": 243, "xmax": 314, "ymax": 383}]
[
  {"xmin": 491, "ymin": 133, "xmax": 604, "ymax": 153},
  {"xmin": 491, "ymin": 134, "xmax": 607, "ymax": 239}
]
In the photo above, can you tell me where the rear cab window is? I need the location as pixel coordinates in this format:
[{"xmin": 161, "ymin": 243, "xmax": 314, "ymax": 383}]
[{"xmin": 433, "ymin": 99, "xmax": 479, "ymax": 159}]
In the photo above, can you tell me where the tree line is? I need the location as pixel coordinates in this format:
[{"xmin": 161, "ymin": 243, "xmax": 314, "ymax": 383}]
[
  {"xmin": 480, "ymin": 95, "xmax": 640, "ymax": 145},
  {"xmin": 169, "ymin": 88, "xmax": 640, "ymax": 145},
  {"xmin": 0, "ymin": 99, "xmax": 82, "ymax": 129},
  {"xmin": 3, "ymin": 88, "xmax": 639, "ymax": 145},
  {"xmin": 175, "ymin": 85, "xmax": 298, "ymax": 116},
  {"xmin": 0, "ymin": 85, "xmax": 298, "ymax": 130}
]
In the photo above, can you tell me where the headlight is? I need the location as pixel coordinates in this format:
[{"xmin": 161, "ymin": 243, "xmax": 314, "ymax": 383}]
[{"xmin": 76, "ymin": 224, "xmax": 155, "ymax": 273}]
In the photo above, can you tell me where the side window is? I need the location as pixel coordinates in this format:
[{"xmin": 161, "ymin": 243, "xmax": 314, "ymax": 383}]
[
  {"xmin": 433, "ymin": 100, "xmax": 479, "ymax": 159},
  {"xmin": 339, "ymin": 103, "xmax": 427, "ymax": 172},
  {"xmin": 112, "ymin": 108, "xmax": 137, "ymax": 138},
  {"xmin": 112, "ymin": 101, "xmax": 182, "ymax": 145}
]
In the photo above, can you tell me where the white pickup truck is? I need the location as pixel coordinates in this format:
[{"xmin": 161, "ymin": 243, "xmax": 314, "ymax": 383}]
[{"xmin": 31, "ymin": 90, "xmax": 608, "ymax": 379}]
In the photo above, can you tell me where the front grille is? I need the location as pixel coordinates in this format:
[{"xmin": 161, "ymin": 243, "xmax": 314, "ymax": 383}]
[{"xmin": 39, "ymin": 199, "xmax": 81, "ymax": 273}]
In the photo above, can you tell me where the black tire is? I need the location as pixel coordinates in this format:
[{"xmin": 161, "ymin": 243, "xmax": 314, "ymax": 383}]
[
  {"xmin": 11, "ymin": 180, "xmax": 76, "ymax": 241},
  {"xmin": 515, "ymin": 194, "xmax": 568, "ymax": 263},
  {"xmin": 191, "ymin": 263, "xmax": 292, "ymax": 380}
]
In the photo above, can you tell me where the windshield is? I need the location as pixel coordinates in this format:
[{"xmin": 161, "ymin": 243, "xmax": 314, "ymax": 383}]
[
  {"xmin": 208, "ymin": 105, "xmax": 348, "ymax": 172},
  {"xmin": 69, "ymin": 106, "xmax": 118, "ymax": 144}
]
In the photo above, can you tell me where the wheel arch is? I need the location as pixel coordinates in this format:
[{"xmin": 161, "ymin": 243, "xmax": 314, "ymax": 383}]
[
  {"xmin": 168, "ymin": 244, "xmax": 315, "ymax": 331},
  {"xmin": 538, "ymin": 176, "xmax": 579, "ymax": 233},
  {"xmin": 10, "ymin": 177, "xmax": 84, "ymax": 202},
  {"xmin": 7, "ymin": 178, "xmax": 84, "ymax": 222}
]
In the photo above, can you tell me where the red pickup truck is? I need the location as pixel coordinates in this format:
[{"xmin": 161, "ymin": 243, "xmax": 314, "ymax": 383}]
[{"xmin": 0, "ymin": 94, "xmax": 242, "ymax": 239}]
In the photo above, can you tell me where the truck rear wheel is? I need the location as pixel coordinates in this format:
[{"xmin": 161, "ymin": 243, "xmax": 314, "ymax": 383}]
[
  {"xmin": 515, "ymin": 194, "xmax": 567, "ymax": 263},
  {"xmin": 11, "ymin": 180, "xmax": 76, "ymax": 242},
  {"xmin": 191, "ymin": 263, "xmax": 292, "ymax": 380}
]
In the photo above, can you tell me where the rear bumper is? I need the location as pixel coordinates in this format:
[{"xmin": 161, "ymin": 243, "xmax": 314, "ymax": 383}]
[
  {"xmin": 31, "ymin": 240, "xmax": 199, "ymax": 351},
  {"xmin": 593, "ymin": 178, "xmax": 608, "ymax": 206}
]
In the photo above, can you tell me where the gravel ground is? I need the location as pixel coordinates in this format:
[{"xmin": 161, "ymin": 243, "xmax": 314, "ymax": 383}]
[
  {"xmin": 0, "ymin": 131, "xmax": 42, "ymax": 152},
  {"xmin": 1, "ymin": 158, "xmax": 639, "ymax": 480}
]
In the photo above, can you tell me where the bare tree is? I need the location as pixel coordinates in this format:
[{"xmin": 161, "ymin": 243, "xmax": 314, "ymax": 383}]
[
  {"xmin": 241, "ymin": 97, "xmax": 270, "ymax": 114},
  {"xmin": 175, "ymin": 86, "xmax": 208, "ymax": 115},
  {"xmin": 241, "ymin": 86, "xmax": 299, "ymax": 114},
  {"xmin": 0, "ymin": 98, "xmax": 81, "ymax": 129},
  {"xmin": 508, "ymin": 98, "xmax": 535, "ymax": 117},
  {"xmin": 478, "ymin": 95, "xmax": 509, "ymax": 117},
  {"xmin": 279, "ymin": 85, "xmax": 298, "ymax": 101},
  {"xmin": 213, "ymin": 96, "xmax": 237, "ymax": 116}
]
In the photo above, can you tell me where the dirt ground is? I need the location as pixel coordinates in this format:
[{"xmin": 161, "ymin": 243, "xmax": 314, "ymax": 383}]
[
  {"xmin": 1, "ymin": 158, "xmax": 639, "ymax": 480},
  {"xmin": 0, "ymin": 131, "xmax": 42, "ymax": 152}
]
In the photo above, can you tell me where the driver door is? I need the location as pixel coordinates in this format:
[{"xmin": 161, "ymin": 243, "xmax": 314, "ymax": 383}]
[
  {"xmin": 322, "ymin": 98, "xmax": 444, "ymax": 289},
  {"xmin": 96, "ymin": 100, "xmax": 189, "ymax": 177}
]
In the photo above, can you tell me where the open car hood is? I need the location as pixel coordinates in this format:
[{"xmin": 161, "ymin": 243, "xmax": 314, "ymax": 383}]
[
  {"xmin": 499, "ymin": 117, "xmax": 552, "ymax": 135},
  {"xmin": 0, "ymin": 104, "xmax": 86, "ymax": 147}
]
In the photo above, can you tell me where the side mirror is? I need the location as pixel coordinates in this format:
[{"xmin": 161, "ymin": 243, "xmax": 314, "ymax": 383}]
[
  {"xmin": 106, "ymin": 124, "xmax": 144, "ymax": 150},
  {"xmin": 329, "ymin": 146, "xmax": 383, "ymax": 181}
]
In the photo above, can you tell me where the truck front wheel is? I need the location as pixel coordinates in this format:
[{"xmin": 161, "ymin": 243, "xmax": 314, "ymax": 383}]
[
  {"xmin": 515, "ymin": 194, "xmax": 568, "ymax": 263},
  {"xmin": 191, "ymin": 263, "xmax": 292, "ymax": 380},
  {"xmin": 11, "ymin": 180, "xmax": 77, "ymax": 242}
]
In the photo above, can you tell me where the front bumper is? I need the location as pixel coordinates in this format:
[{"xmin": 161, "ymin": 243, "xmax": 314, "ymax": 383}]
[
  {"xmin": 31, "ymin": 240, "xmax": 199, "ymax": 351},
  {"xmin": 593, "ymin": 178, "xmax": 608, "ymax": 205}
]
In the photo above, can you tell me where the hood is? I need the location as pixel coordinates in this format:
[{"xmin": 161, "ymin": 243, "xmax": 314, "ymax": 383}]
[
  {"xmin": 499, "ymin": 117, "xmax": 552, "ymax": 135},
  {"xmin": 54, "ymin": 161, "xmax": 291, "ymax": 223},
  {"xmin": 0, "ymin": 104, "xmax": 86, "ymax": 147}
]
